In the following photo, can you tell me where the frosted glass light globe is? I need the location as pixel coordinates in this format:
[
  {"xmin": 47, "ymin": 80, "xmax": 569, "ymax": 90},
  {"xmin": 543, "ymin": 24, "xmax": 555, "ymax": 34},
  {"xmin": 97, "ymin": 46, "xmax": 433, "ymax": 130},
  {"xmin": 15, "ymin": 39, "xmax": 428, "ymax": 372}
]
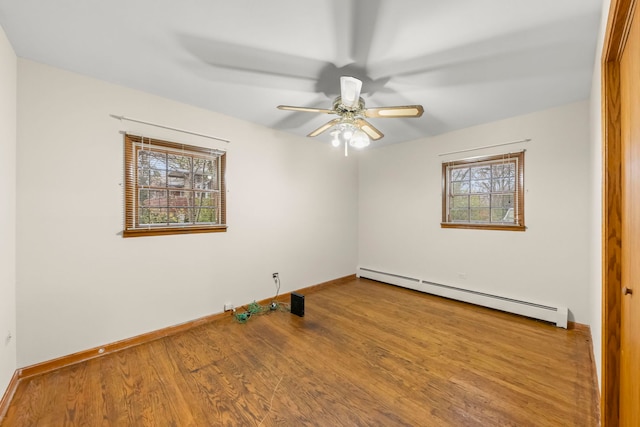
[
  {"xmin": 349, "ymin": 129, "xmax": 370, "ymax": 148},
  {"xmin": 341, "ymin": 124, "xmax": 355, "ymax": 141},
  {"xmin": 330, "ymin": 130, "xmax": 341, "ymax": 147}
]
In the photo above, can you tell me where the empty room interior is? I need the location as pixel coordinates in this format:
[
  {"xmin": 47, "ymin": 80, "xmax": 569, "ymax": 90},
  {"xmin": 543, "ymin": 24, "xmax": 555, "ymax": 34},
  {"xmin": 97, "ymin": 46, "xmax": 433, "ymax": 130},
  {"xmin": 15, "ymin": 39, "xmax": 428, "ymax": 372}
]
[{"xmin": 0, "ymin": 0, "xmax": 636, "ymax": 425}]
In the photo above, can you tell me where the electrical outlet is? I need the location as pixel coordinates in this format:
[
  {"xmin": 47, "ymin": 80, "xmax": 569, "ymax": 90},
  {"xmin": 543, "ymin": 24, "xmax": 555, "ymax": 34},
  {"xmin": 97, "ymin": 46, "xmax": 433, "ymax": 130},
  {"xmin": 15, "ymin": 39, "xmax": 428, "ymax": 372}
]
[
  {"xmin": 5, "ymin": 331, "xmax": 12, "ymax": 346},
  {"xmin": 224, "ymin": 303, "xmax": 234, "ymax": 312},
  {"xmin": 272, "ymin": 272, "xmax": 279, "ymax": 279}
]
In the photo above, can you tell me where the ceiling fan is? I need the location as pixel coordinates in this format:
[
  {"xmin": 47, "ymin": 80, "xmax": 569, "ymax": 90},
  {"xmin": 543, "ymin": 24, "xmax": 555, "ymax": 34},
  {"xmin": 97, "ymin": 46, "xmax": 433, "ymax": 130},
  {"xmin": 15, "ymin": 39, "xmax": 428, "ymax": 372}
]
[{"xmin": 277, "ymin": 76, "xmax": 424, "ymax": 153}]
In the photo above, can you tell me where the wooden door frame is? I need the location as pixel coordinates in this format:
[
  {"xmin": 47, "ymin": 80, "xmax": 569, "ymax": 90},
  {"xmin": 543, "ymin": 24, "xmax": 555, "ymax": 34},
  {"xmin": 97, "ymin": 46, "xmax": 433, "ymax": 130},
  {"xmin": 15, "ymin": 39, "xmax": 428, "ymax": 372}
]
[{"xmin": 602, "ymin": 0, "xmax": 637, "ymax": 425}]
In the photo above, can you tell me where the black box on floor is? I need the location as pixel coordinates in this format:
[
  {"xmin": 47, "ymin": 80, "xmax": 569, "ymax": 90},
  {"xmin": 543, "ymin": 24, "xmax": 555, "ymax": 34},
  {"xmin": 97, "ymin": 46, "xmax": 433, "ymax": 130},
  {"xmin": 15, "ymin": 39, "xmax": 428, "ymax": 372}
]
[{"xmin": 291, "ymin": 292, "xmax": 304, "ymax": 317}]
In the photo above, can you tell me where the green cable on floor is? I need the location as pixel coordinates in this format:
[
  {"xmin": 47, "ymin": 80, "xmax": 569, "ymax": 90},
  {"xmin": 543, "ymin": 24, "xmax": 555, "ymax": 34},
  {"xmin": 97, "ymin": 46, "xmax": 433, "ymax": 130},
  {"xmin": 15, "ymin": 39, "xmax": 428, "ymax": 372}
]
[{"xmin": 234, "ymin": 300, "xmax": 290, "ymax": 323}]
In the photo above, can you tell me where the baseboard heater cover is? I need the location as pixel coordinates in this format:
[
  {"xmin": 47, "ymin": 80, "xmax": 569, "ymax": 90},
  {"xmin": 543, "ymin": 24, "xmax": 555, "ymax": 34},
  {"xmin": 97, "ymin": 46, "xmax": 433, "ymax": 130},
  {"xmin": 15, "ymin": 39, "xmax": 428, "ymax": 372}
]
[{"xmin": 357, "ymin": 267, "xmax": 568, "ymax": 328}]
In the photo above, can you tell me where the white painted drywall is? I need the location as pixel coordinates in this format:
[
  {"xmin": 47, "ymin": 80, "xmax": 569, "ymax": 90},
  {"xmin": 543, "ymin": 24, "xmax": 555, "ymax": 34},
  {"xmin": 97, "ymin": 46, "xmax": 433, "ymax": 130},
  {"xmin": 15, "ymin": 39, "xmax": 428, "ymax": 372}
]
[
  {"xmin": 588, "ymin": 0, "xmax": 612, "ymax": 391},
  {"xmin": 358, "ymin": 101, "xmax": 592, "ymax": 323},
  {"xmin": 0, "ymin": 25, "xmax": 17, "ymax": 394},
  {"xmin": 16, "ymin": 60, "xmax": 358, "ymax": 367}
]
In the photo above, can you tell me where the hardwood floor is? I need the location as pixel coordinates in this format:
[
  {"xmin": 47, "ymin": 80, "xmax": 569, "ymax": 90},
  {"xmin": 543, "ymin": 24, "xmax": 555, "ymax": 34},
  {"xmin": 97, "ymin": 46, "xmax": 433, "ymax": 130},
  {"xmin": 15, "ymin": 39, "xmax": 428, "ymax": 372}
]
[{"xmin": 1, "ymin": 278, "xmax": 599, "ymax": 426}]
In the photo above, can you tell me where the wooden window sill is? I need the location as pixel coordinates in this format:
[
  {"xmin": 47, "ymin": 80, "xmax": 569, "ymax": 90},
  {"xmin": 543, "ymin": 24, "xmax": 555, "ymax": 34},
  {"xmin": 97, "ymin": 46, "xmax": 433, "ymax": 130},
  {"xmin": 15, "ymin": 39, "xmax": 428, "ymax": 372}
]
[{"xmin": 440, "ymin": 223, "xmax": 526, "ymax": 232}]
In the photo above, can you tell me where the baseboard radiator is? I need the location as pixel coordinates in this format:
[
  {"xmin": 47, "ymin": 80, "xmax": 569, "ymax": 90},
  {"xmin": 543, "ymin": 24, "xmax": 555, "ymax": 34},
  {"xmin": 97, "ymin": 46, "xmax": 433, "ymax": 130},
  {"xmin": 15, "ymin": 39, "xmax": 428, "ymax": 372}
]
[{"xmin": 357, "ymin": 267, "xmax": 568, "ymax": 328}]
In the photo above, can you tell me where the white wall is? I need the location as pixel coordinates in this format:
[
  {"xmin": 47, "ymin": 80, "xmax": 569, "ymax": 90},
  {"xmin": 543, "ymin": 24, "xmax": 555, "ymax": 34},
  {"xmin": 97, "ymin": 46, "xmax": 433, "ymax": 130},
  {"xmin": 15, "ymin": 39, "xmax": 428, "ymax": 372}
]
[
  {"xmin": 0, "ymin": 26, "xmax": 17, "ymax": 394},
  {"xmin": 16, "ymin": 60, "xmax": 358, "ymax": 367},
  {"xmin": 358, "ymin": 101, "xmax": 592, "ymax": 323},
  {"xmin": 588, "ymin": 0, "xmax": 612, "ymax": 391}
]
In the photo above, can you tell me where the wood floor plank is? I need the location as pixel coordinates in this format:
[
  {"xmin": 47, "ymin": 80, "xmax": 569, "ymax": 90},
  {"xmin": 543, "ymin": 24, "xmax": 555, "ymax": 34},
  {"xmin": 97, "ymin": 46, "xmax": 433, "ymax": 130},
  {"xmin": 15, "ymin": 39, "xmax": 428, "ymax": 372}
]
[
  {"xmin": 101, "ymin": 346, "xmax": 145, "ymax": 425},
  {"xmin": 244, "ymin": 315, "xmax": 416, "ymax": 426},
  {"xmin": 1, "ymin": 278, "xmax": 599, "ymax": 426}
]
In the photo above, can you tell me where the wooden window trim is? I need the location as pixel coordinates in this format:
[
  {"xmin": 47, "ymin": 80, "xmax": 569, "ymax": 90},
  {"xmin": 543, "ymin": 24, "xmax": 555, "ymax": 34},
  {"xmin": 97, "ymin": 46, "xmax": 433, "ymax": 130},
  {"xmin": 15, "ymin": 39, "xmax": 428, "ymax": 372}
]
[
  {"xmin": 123, "ymin": 134, "xmax": 227, "ymax": 238},
  {"xmin": 441, "ymin": 152, "xmax": 525, "ymax": 231}
]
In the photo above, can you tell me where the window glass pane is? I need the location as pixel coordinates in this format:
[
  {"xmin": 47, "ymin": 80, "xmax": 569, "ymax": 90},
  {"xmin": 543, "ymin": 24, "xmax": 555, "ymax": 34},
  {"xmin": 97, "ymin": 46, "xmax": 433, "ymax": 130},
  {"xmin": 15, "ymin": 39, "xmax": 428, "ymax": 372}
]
[
  {"xmin": 168, "ymin": 154, "xmax": 192, "ymax": 189},
  {"xmin": 169, "ymin": 191, "xmax": 192, "ymax": 207},
  {"xmin": 470, "ymin": 208, "xmax": 490, "ymax": 222},
  {"xmin": 194, "ymin": 158, "xmax": 217, "ymax": 190},
  {"xmin": 140, "ymin": 190, "xmax": 167, "ymax": 207},
  {"xmin": 139, "ymin": 208, "xmax": 168, "ymax": 224},
  {"xmin": 193, "ymin": 173, "xmax": 215, "ymax": 190},
  {"xmin": 470, "ymin": 194, "xmax": 490, "ymax": 207},
  {"xmin": 194, "ymin": 192, "xmax": 216, "ymax": 207},
  {"xmin": 147, "ymin": 208, "xmax": 168, "ymax": 224},
  {"xmin": 491, "ymin": 194, "xmax": 514, "ymax": 209},
  {"xmin": 492, "ymin": 163, "xmax": 515, "ymax": 178},
  {"xmin": 138, "ymin": 169, "xmax": 150, "ymax": 186},
  {"xmin": 470, "ymin": 166, "xmax": 491, "ymax": 180},
  {"xmin": 452, "ymin": 181, "xmax": 470, "ymax": 194},
  {"xmin": 502, "ymin": 208, "xmax": 514, "ymax": 222},
  {"xmin": 194, "ymin": 158, "xmax": 215, "ymax": 173},
  {"xmin": 451, "ymin": 195, "xmax": 469, "ymax": 208},
  {"xmin": 138, "ymin": 207, "xmax": 150, "ymax": 225},
  {"xmin": 138, "ymin": 150, "xmax": 150, "ymax": 168},
  {"xmin": 168, "ymin": 154, "xmax": 191, "ymax": 171},
  {"xmin": 450, "ymin": 167, "xmax": 469, "ymax": 181},
  {"xmin": 167, "ymin": 173, "xmax": 188, "ymax": 188},
  {"xmin": 146, "ymin": 152, "xmax": 166, "ymax": 170},
  {"xmin": 149, "ymin": 169, "xmax": 167, "ymax": 187},
  {"xmin": 168, "ymin": 207, "xmax": 190, "ymax": 224},
  {"xmin": 194, "ymin": 208, "xmax": 217, "ymax": 224},
  {"xmin": 492, "ymin": 178, "xmax": 515, "ymax": 192},
  {"xmin": 450, "ymin": 209, "xmax": 469, "ymax": 221},
  {"xmin": 470, "ymin": 179, "xmax": 491, "ymax": 193},
  {"xmin": 194, "ymin": 173, "xmax": 215, "ymax": 190},
  {"xmin": 137, "ymin": 150, "xmax": 161, "ymax": 170},
  {"xmin": 492, "ymin": 208, "xmax": 512, "ymax": 222},
  {"xmin": 139, "ymin": 189, "xmax": 150, "ymax": 205}
]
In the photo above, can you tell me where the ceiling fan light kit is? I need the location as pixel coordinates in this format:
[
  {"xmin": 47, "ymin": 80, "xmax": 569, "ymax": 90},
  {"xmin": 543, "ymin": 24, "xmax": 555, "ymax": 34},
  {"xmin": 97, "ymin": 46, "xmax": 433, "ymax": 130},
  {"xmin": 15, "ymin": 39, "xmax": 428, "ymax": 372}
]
[
  {"xmin": 329, "ymin": 122, "xmax": 371, "ymax": 156},
  {"xmin": 277, "ymin": 76, "xmax": 424, "ymax": 156},
  {"xmin": 349, "ymin": 128, "xmax": 370, "ymax": 148}
]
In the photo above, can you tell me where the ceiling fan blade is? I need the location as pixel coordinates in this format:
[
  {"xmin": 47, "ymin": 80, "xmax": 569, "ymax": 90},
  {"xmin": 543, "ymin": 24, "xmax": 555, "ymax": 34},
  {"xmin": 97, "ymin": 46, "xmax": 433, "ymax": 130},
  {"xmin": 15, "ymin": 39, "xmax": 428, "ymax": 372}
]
[
  {"xmin": 340, "ymin": 76, "xmax": 362, "ymax": 108},
  {"xmin": 308, "ymin": 118, "xmax": 343, "ymax": 137},
  {"xmin": 277, "ymin": 105, "xmax": 335, "ymax": 114},
  {"xmin": 354, "ymin": 118, "xmax": 384, "ymax": 140},
  {"xmin": 363, "ymin": 105, "xmax": 424, "ymax": 118}
]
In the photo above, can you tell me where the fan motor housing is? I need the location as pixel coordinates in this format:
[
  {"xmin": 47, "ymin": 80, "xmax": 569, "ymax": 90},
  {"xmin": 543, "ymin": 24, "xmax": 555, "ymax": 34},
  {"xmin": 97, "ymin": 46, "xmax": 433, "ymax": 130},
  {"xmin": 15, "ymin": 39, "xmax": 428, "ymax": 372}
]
[{"xmin": 333, "ymin": 96, "xmax": 365, "ymax": 114}]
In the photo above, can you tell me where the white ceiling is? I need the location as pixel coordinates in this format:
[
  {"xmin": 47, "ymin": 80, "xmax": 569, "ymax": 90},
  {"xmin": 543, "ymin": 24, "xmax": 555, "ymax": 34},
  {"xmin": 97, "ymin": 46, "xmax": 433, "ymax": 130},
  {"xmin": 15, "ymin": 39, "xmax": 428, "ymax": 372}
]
[{"xmin": 0, "ymin": 0, "xmax": 603, "ymax": 146}]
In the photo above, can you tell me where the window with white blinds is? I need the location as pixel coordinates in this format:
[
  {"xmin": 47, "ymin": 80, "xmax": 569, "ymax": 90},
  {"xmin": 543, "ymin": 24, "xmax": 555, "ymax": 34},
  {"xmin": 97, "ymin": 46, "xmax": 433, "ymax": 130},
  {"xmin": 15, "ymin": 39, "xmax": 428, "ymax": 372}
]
[
  {"xmin": 123, "ymin": 134, "xmax": 227, "ymax": 237},
  {"xmin": 441, "ymin": 152, "xmax": 525, "ymax": 231}
]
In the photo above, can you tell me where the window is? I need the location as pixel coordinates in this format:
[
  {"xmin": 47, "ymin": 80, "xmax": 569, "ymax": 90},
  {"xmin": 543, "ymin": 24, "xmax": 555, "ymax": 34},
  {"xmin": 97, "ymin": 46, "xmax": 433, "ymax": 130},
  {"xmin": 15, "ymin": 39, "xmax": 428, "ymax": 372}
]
[
  {"xmin": 441, "ymin": 152, "xmax": 524, "ymax": 231},
  {"xmin": 123, "ymin": 134, "xmax": 226, "ymax": 237}
]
